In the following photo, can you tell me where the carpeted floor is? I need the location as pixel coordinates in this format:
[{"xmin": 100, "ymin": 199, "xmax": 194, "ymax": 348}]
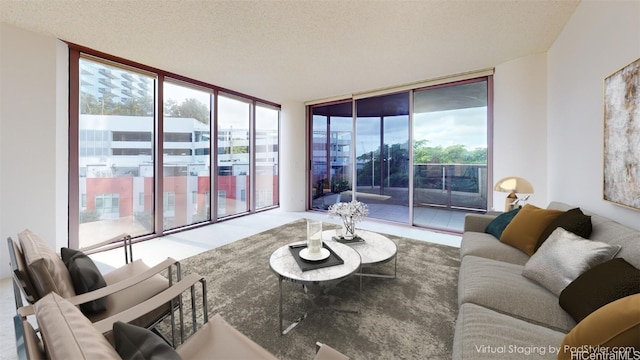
[{"xmin": 169, "ymin": 219, "xmax": 460, "ymax": 359}]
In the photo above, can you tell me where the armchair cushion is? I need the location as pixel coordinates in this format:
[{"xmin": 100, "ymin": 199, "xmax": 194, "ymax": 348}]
[
  {"xmin": 18, "ymin": 229, "xmax": 76, "ymax": 299},
  {"xmin": 34, "ymin": 292, "xmax": 120, "ymax": 360},
  {"xmin": 113, "ymin": 321, "xmax": 181, "ymax": 360},
  {"xmin": 61, "ymin": 247, "xmax": 108, "ymax": 314},
  {"xmin": 176, "ymin": 314, "xmax": 278, "ymax": 360},
  {"xmin": 8, "ymin": 238, "xmax": 38, "ymax": 303}
]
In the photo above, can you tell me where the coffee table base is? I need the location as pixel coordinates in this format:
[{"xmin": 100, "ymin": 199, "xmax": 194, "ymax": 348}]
[
  {"xmin": 357, "ymin": 252, "xmax": 397, "ymax": 279},
  {"xmin": 277, "ymin": 275, "xmax": 361, "ymax": 335}
]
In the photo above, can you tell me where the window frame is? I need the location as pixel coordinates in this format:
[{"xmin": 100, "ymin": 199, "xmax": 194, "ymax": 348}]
[{"xmin": 68, "ymin": 43, "xmax": 280, "ymax": 249}]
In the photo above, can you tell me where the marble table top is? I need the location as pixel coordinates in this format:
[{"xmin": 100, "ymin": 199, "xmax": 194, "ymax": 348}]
[
  {"xmin": 269, "ymin": 240, "xmax": 361, "ymax": 284},
  {"xmin": 323, "ymin": 229, "xmax": 397, "ymax": 266}
]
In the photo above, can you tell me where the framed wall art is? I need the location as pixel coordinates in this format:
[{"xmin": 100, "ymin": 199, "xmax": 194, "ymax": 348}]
[{"xmin": 603, "ymin": 57, "xmax": 640, "ymax": 210}]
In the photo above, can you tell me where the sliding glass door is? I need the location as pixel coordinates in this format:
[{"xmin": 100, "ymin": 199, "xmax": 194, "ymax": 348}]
[
  {"xmin": 310, "ymin": 102, "xmax": 353, "ymax": 210},
  {"xmin": 412, "ymin": 79, "xmax": 488, "ymax": 230},
  {"xmin": 308, "ymin": 77, "xmax": 490, "ymax": 233},
  {"xmin": 355, "ymin": 93, "xmax": 410, "ymax": 223}
]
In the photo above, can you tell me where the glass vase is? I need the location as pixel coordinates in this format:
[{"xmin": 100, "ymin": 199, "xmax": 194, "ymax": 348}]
[{"xmin": 341, "ymin": 216, "xmax": 356, "ymax": 240}]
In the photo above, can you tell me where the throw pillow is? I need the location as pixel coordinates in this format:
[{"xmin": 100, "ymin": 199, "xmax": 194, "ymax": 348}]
[
  {"xmin": 484, "ymin": 208, "xmax": 520, "ymax": 239},
  {"xmin": 557, "ymin": 294, "xmax": 640, "ymax": 360},
  {"xmin": 559, "ymin": 258, "xmax": 640, "ymax": 323},
  {"xmin": 536, "ymin": 208, "xmax": 592, "ymax": 251},
  {"xmin": 521, "ymin": 228, "xmax": 621, "ymax": 296},
  {"xmin": 500, "ymin": 204, "xmax": 564, "ymax": 255},
  {"xmin": 61, "ymin": 247, "xmax": 108, "ymax": 314},
  {"xmin": 113, "ymin": 321, "xmax": 182, "ymax": 360}
]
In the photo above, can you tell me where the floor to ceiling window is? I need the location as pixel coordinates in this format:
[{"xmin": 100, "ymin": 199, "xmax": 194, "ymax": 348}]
[
  {"xmin": 216, "ymin": 93, "xmax": 251, "ymax": 219},
  {"xmin": 70, "ymin": 47, "xmax": 279, "ymax": 248},
  {"xmin": 308, "ymin": 75, "xmax": 491, "ymax": 233},
  {"xmin": 356, "ymin": 92, "xmax": 410, "ymax": 223},
  {"xmin": 163, "ymin": 81, "xmax": 212, "ymax": 230},
  {"xmin": 77, "ymin": 57, "xmax": 157, "ymax": 245},
  {"xmin": 255, "ymin": 104, "xmax": 280, "ymax": 210},
  {"xmin": 413, "ymin": 79, "xmax": 489, "ymax": 231},
  {"xmin": 310, "ymin": 102, "xmax": 353, "ymax": 210}
]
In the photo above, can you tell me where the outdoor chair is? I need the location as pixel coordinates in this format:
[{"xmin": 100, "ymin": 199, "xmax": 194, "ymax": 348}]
[{"xmin": 7, "ymin": 229, "xmax": 180, "ymax": 337}]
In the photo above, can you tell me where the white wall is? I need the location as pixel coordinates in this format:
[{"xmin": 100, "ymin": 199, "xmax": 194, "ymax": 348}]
[
  {"xmin": 279, "ymin": 101, "xmax": 306, "ymax": 211},
  {"xmin": 0, "ymin": 23, "xmax": 69, "ymax": 279},
  {"xmin": 493, "ymin": 53, "xmax": 549, "ymax": 210},
  {"xmin": 547, "ymin": 0, "xmax": 640, "ymax": 230}
]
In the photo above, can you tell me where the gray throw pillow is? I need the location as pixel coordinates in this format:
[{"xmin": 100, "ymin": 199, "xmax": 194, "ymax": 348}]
[
  {"xmin": 113, "ymin": 321, "xmax": 182, "ymax": 360},
  {"xmin": 522, "ymin": 228, "xmax": 621, "ymax": 296},
  {"xmin": 61, "ymin": 247, "xmax": 108, "ymax": 314}
]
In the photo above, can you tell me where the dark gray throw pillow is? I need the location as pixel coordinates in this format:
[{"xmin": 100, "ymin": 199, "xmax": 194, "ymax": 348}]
[
  {"xmin": 60, "ymin": 247, "xmax": 108, "ymax": 313},
  {"xmin": 559, "ymin": 258, "xmax": 640, "ymax": 323},
  {"xmin": 485, "ymin": 208, "xmax": 520, "ymax": 239},
  {"xmin": 536, "ymin": 207, "xmax": 592, "ymax": 251},
  {"xmin": 113, "ymin": 321, "xmax": 182, "ymax": 360}
]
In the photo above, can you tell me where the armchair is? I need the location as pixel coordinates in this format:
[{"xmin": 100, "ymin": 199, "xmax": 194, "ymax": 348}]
[{"xmin": 7, "ymin": 229, "xmax": 179, "ymax": 335}]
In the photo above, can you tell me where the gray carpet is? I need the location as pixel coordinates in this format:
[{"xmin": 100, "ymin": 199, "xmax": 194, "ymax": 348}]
[{"xmin": 172, "ymin": 219, "xmax": 460, "ymax": 359}]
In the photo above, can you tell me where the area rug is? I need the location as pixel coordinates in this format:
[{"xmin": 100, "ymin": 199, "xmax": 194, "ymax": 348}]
[{"xmin": 169, "ymin": 219, "xmax": 460, "ymax": 359}]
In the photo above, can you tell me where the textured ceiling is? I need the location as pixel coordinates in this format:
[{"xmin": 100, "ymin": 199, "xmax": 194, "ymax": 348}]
[{"xmin": 0, "ymin": 0, "xmax": 579, "ymax": 104}]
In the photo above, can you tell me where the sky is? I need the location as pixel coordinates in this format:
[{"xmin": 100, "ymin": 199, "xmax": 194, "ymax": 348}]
[{"xmin": 313, "ymin": 106, "xmax": 487, "ymax": 157}]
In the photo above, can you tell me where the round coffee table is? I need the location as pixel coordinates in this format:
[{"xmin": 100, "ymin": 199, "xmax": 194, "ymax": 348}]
[
  {"xmin": 269, "ymin": 240, "xmax": 361, "ymax": 335},
  {"xmin": 324, "ymin": 229, "xmax": 398, "ymax": 278}
]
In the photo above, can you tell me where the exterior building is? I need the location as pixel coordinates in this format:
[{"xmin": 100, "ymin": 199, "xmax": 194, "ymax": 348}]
[{"xmin": 79, "ymin": 114, "xmax": 278, "ymax": 227}]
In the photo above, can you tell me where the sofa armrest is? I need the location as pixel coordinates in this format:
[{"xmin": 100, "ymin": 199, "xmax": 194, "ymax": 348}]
[{"xmin": 463, "ymin": 214, "xmax": 498, "ymax": 232}]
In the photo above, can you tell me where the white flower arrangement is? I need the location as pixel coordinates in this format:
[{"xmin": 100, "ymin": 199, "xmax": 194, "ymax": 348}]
[{"xmin": 328, "ymin": 200, "xmax": 369, "ymax": 238}]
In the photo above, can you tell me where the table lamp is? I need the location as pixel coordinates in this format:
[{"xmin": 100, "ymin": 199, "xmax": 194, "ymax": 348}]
[{"xmin": 494, "ymin": 176, "xmax": 534, "ymax": 212}]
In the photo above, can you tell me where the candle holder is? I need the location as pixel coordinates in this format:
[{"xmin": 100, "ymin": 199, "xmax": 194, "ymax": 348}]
[{"xmin": 306, "ymin": 219, "xmax": 323, "ymax": 254}]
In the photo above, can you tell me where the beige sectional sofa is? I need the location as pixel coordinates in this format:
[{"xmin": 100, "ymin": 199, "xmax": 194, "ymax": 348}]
[{"xmin": 452, "ymin": 201, "xmax": 640, "ymax": 360}]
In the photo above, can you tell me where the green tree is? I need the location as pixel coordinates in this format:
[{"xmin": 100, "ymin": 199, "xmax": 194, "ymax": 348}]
[{"xmin": 166, "ymin": 98, "xmax": 210, "ymax": 124}]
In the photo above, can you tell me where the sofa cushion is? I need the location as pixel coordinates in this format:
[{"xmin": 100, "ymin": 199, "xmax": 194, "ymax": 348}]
[
  {"xmin": 559, "ymin": 258, "xmax": 640, "ymax": 323},
  {"xmin": 522, "ymin": 228, "xmax": 620, "ymax": 296},
  {"xmin": 34, "ymin": 292, "xmax": 120, "ymax": 360},
  {"xmin": 500, "ymin": 204, "xmax": 564, "ymax": 256},
  {"xmin": 536, "ymin": 208, "xmax": 592, "ymax": 251},
  {"xmin": 458, "ymin": 255, "xmax": 576, "ymax": 332},
  {"xmin": 61, "ymin": 247, "xmax": 108, "ymax": 314},
  {"xmin": 484, "ymin": 208, "xmax": 520, "ymax": 239},
  {"xmin": 558, "ymin": 294, "xmax": 640, "ymax": 360},
  {"xmin": 452, "ymin": 303, "xmax": 565, "ymax": 360},
  {"xmin": 459, "ymin": 232, "xmax": 530, "ymax": 265},
  {"xmin": 113, "ymin": 321, "xmax": 181, "ymax": 360},
  {"xmin": 18, "ymin": 229, "xmax": 76, "ymax": 299}
]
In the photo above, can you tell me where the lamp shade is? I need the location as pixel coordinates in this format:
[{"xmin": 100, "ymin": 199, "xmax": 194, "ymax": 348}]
[{"xmin": 494, "ymin": 176, "xmax": 534, "ymax": 194}]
